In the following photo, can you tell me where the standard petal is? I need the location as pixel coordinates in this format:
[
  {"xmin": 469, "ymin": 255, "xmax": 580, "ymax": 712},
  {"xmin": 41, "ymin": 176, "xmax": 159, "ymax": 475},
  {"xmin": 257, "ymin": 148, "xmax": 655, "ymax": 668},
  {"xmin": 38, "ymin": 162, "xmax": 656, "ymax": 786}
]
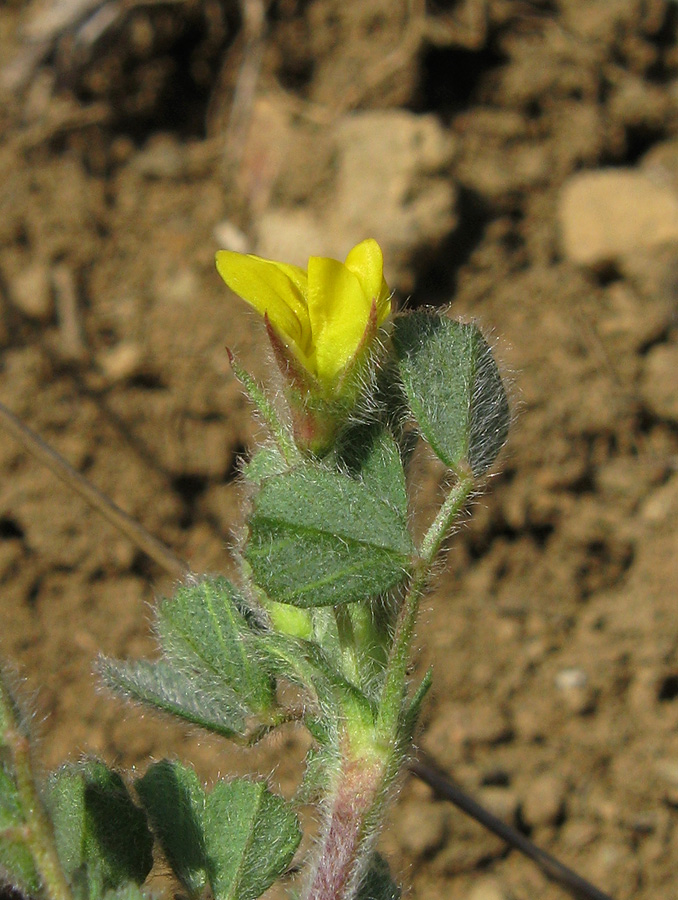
[
  {"xmin": 344, "ymin": 239, "xmax": 384, "ymax": 301},
  {"xmin": 344, "ymin": 239, "xmax": 392, "ymax": 327},
  {"xmin": 307, "ymin": 256, "xmax": 370, "ymax": 383},
  {"xmin": 215, "ymin": 251, "xmax": 310, "ymax": 352}
]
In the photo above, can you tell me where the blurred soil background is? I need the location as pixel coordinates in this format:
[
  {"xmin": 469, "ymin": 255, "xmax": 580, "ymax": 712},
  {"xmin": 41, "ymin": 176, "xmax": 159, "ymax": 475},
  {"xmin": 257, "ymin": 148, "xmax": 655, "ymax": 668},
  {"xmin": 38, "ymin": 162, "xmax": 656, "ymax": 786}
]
[{"xmin": 1, "ymin": 0, "xmax": 678, "ymax": 897}]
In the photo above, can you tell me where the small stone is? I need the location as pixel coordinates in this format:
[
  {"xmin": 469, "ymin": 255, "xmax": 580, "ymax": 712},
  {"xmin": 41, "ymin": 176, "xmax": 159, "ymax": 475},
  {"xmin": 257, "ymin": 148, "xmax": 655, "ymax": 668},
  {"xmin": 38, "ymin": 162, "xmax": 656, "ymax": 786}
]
[
  {"xmin": 619, "ymin": 242, "xmax": 678, "ymax": 308},
  {"xmin": 133, "ymin": 134, "xmax": 185, "ymax": 179},
  {"xmin": 558, "ymin": 169, "xmax": 678, "ymax": 266},
  {"xmin": 599, "ymin": 281, "xmax": 671, "ymax": 353},
  {"xmin": 641, "ymin": 475, "xmax": 678, "ymax": 525},
  {"xmin": 394, "ymin": 799, "xmax": 447, "ymax": 858},
  {"xmin": 588, "ymin": 843, "xmax": 634, "ymax": 886},
  {"xmin": 467, "ymin": 876, "xmax": 512, "ymax": 900},
  {"xmin": 521, "ymin": 773, "xmax": 566, "ymax": 829},
  {"xmin": 640, "ymin": 343, "xmax": 678, "ymax": 423},
  {"xmin": 434, "ymin": 834, "xmax": 504, "ymax": 876},
  {"xmin": 155, "ymin": 267, "xmax": 198, "ymax": 305},
  {"xmin": 561, "ymin": 818, "xmax": 599, "ymax": 849},
  {"xmin": 555, "ymin": 668, "xmax": 596, "ymax": 715},
  {"xmin": 213, "ymin": 220, "xmax": 250, "ymax": 254},
  {"xmin": 333, "ymin": 110, "xmax": 458, "ymax": 280},
  {"xmin": 423, "ymin": 703, "xmax": 512, "ymax": 765},
  {"xmin": 97, "ymin": 342, "xmax": 144, "ymax": 383},
  {"xmin": 256, "ymin": 208, "xmax": 330, "ymax": 269},
  {"xmin": 654, "ymin": 759, "xmax": 678, "ymax": 805},
  {"xmin": 555, "ymin": 668, "xmax": 588, "ymax": 691},
  {"xmin": 11, "ymin": 262, "xmax": 53, "ymax": 321},
  {"xmin": 642, "ymin": 136, "xmax": 678, "ymax": 194}
]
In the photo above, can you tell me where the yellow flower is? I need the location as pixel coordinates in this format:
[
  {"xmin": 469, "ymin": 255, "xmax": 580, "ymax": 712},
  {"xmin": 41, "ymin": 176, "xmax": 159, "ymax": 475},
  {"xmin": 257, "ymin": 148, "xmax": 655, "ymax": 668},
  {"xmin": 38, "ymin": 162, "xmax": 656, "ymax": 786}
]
[{"xmin": 215, "ymin": 239, "xmax": 391, "ymax": 390}]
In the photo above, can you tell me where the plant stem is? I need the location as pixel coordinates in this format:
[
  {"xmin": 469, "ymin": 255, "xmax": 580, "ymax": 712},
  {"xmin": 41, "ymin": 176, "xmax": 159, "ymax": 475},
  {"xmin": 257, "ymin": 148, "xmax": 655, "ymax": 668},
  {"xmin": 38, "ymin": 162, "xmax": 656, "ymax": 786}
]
[
  {"xmin": 0, "ymin": 675, "xmax": 73, "ymax": 900},
  {"xmin": 303, "ymin": 741, "xmax": 385, "ymax": 900},
  {"xmin": 419, "ymin": 472, "xmax": 475, "ymax": 565},
  {"xmin": 304, "ymin": 475, "xmax": 475, "ymax": 900},
  {"xmin": 376, "ymin": 474, "xmax": 474, "ymax": 743},
  {"xmin": 334, "ymin": 605, "xmax": 360, "ymax": 685}
]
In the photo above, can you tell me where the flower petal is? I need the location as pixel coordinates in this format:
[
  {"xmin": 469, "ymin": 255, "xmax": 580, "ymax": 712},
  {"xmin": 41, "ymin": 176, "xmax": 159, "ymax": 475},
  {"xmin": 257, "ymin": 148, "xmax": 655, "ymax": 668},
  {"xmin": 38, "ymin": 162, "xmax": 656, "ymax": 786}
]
[
  {"xmin": 307, "ymin": 256, "xmax": 370, "ymax": 383},
  {"xmin": 344, "ymin": 238, "xmax": 392, "ymax": 327},
  {"xmin": 215, "ymin": 251, "xmax": 311, "ymax": 353}
]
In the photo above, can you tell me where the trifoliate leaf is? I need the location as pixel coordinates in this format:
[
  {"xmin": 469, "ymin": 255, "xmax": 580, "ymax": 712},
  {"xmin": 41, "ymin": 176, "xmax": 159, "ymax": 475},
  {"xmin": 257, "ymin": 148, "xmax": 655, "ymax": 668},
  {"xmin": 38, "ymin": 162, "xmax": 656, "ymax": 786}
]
[
  {"xmin": 337, "ymin": 425, "xmax": 408, "ymax": 516},
  {"xmin": 137, "ymin": 765, "xmax": 300, "ymax": 900}
]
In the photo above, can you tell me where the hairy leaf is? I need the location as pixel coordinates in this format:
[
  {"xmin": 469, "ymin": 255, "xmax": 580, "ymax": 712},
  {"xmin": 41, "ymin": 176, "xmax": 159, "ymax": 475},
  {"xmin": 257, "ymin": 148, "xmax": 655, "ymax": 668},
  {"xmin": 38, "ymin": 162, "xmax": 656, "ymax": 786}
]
[
  {"xmin": 138, "ymin": 765, "xmax": 300, "ymax": 900},
  {"xmin": 337, "ymin": 425, "xmax": 408, "ymax": 516},
  {"xmin": 394, "ymin": 312, "xmax": 509, "ymax": 476},
  {"xmin": 98, "ymin": 659, "xmax": 247, "ymax": 738},
  {"xmin": 246, "ymin": 464, "xmax": 414, "ymax": 607},
  {"xmin": 204, "ymin": 780, "xmax": 300, "ymax": 900},
  {"xmin": 0, "ymin": 763, "xmax": 40, "ymax": 894},
  {"xmin": 356, "ymin": 853, "xmax": 401, "ymax": 900},
  {"xmin": 156, "ymin": 578, "xmax": 274, "ymax": 712},
  {"xmin": 242, "ymin": 445, "xmax": 289, "ymax": 482},
  {"xmin": 47, "ymin": 761, "xmax": 152, "ymax": 900},
  {"xmin": 136, "ymin": 761, "xmax": 207, "ymax": 896}
]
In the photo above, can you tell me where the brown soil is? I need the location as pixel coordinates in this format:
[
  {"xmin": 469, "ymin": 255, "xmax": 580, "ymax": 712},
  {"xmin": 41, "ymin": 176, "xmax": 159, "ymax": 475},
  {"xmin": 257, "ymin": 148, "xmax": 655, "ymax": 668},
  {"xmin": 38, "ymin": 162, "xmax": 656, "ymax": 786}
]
[{"xmin": 1, "ymin": 1, "xmax": 678, "ymax": 898}]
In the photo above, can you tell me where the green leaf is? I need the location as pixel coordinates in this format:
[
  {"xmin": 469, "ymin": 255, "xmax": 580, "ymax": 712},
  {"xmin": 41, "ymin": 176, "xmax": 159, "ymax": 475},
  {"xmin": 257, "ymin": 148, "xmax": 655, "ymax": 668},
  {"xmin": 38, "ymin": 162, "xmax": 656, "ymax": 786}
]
[
  {"xmin": 0, "ymin": 763, "xmax": 40, "ymax": 893},
  {"xmin": 137, "ymin": 766, "xmax": 300, "ymax": 900},
  {"xmin": 136, "ymin": 761, "xmax": 207, "ymax": 896},
  {"xmin": 98, "ymin": 659, "xmax": 248, "ymax": 738},
  {"xmin": 257, "ymin": 631, "xmax": 368, "ymax": 715},
  {"xmin": 356, "ymin": 853, "xmax": 401, "ymax": 900},
  {"xmin": 242, "ymin": 446, "xmax": 289, "ymax": 483},
  {"xmin": 245, "ymin": 464, "xmax": 414, "ymax": 607},
  {"xmin": 47, "ymin": 761, "xmax": 153, "ymax": 900},
  {"xmin": 257, "ymin": 631, "xmax": 343, "ymax": 716},
  {"xmin": 295, "ymin": 746, "xmax": 330, "ymax": 804},
  {"xmin": 337, "ymin": 426, "xmax": 408, "ymax": 516},
  {"xmin": 393, "ymin": 312, "xmax": 509, "ymax": 477},
  {"xmin": 204, "ymin": 780, "xmax": 300, "ymax": 900},
  {"xmin": 228, "ymin": 356, "xmax": 299, "ymax": 466},
  {"xmin": 399, "ymin": 667, "xmax": 433, "ymax": 751},
  {"xmin": 156, "ymin": 578, "xmax": 274, "ymax": 713}
]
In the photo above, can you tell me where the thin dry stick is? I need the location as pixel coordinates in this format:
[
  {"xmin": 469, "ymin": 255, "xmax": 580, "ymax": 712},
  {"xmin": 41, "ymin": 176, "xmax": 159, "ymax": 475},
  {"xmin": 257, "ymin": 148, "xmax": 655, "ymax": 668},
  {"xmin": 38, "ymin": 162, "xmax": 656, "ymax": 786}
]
[
  {"xmin": 219, "ymin": 0, "xmax": 266, "ymax": 179},
  {"xmin": 52, "ymin": 264, "xmax": 88, "ymax": 363},
  {"xmin": 411, "ymin": 759, "xmax": 615, "ymax": 900},
  {"xmin": 0, "ymin": 401, "xmax": 615, "ymax": 900},
  {"xmin": 0, "ymin": 400, "xmax": 189, "ymax": 580}
]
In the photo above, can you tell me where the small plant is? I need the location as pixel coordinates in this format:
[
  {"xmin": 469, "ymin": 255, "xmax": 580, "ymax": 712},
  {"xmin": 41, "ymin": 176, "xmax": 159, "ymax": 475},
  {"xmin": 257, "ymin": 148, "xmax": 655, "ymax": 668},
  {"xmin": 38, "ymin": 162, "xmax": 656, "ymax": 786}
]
[{"xmin": 0, "ymin": 238, "xmax": 509, "ymax": 900}]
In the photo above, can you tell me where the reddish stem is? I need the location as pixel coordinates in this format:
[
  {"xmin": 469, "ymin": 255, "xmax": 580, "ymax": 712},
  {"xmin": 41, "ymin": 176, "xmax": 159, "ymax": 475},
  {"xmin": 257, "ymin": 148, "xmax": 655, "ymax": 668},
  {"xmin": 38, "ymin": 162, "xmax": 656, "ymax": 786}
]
[{"xmin": 304, "ymin": 751, "xmax": 384, "ymax": 900}]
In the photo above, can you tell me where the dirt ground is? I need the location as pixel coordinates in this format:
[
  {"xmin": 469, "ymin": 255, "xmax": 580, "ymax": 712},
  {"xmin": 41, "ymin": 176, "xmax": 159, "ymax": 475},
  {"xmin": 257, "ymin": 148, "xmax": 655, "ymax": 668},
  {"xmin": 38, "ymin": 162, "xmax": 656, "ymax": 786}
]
[{"xmin": 1, "ymin": 1, "xmax": 678, "ymax": 898}]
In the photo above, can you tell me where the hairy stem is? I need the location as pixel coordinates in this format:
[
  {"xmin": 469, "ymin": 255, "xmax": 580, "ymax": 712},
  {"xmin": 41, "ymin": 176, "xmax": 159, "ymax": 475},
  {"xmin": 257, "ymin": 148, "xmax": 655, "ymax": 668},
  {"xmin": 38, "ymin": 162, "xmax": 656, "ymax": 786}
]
[
  {"xmin": 303, "ymin": 746, "xmax": 385, "ymax": 900},
  {"xmin": 303, "ymin": 477, "xmax": 474, "ymax": 900},
  {"xmin": 377, "ymin": 474, "xmax": 474, "ymax": 742},
  {"xmin": 0, "ymin": 675, "xmax": 73, "ymax": 900}
]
